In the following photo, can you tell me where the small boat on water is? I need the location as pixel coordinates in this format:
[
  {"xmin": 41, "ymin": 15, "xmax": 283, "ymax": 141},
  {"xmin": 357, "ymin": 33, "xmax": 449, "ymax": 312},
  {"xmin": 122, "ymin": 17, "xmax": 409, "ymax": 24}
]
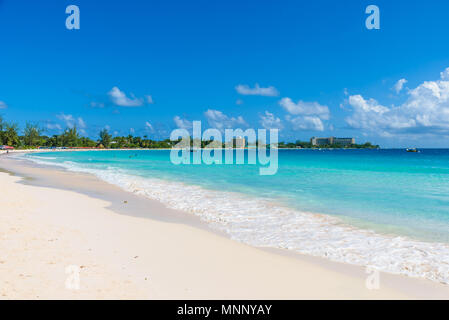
[{"xmin": 406, "ymin": 148, "xmax": 419, "ymax": 153}]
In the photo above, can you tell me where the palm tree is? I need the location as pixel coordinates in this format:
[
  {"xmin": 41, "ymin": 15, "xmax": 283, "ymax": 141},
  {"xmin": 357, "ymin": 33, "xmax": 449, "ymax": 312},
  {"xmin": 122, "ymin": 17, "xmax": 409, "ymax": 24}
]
[
  {"xmin": 3, "ymin": 122, "xmax": 20, "ymax": 147},
  {"xmin": 99, "ymin": 129, "xmax": 112, "ymax": 148},
  {"xmin": 0, "ymin": 115, "xmax": 4, "ymax": 145},
  {"xmin": 24, "ymin": 122, "xmax": 42, "ymax": 147},
  {"xmin": 61, "ymin": 127, "xmax": 80, "ymax": 147}
]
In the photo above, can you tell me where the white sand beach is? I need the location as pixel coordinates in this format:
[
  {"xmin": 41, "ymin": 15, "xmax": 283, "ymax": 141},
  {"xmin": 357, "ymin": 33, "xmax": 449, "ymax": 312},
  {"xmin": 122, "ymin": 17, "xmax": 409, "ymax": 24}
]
[{"xmin": 1, "ymin": 153, "xmax": 448, "ymax": 299}]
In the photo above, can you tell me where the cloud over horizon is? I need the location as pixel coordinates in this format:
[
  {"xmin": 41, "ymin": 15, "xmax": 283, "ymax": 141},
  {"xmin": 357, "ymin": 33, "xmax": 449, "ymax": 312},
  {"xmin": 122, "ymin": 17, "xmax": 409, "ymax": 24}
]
[
  {"xmin": 56, "ymin": 113, "xmax": 87, "ymax": 133},
  {"xmin": 46, "ymin": 122, "xmax": 62, "ymax": 131},
  {"xmin": 280, "ymin": 98, "xmax": 330, "ymax": 132},
  {"xmin": 346, "ymin": 67, "xmax": 449, "ymax": 137},
  {"xmin": 260, "ymin": 111, "xmax": 283, "ymax": 130},
  {"xmin": 173, "ymin": 116, "xmax": 193, "ymax": 130},
  {"xmin": 286, "ymin": 115, "xmax": 325, "ymax": 131},
  {"xmin": 204, "ymin": 109, "xmax": 247, "ymax": 131}
]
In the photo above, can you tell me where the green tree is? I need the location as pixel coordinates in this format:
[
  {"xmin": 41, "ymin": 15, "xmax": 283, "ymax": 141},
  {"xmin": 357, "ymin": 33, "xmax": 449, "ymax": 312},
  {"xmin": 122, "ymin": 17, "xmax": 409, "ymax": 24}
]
[
  {"xmin": 99, "ymin": 129, "xmax": 112, "ymax": 148},
  {"xmin": 44, "ymin": 135, "xmax": 62, "ymax": 147},
  {"xmin": 78, "ymin": 137, "xmax": 96, "ymax": 148},
  {"xmin": 0, "ymin": 115, "xmax": 4, "ymax": 145},
  {"xmin": 23, "ymin": 122, "xmax": 43, "ymax": 147},
  {"xmin": 61, "ymin": 127, "xmax": 80, "ymax": 147},
  {"xmin": 3, "ymin": 122, "xmax": 20, "ymax": 147}
]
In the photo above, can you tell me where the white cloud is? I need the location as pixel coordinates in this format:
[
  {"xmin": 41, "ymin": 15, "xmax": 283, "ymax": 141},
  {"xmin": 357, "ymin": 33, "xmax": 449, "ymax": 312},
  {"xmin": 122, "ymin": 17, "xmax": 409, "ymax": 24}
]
[
  {"xmin": 145, "ymin": 121, "xmax": 154, "ymax": 131},
  {"xmin": 46, "ymin": 123, "xmax": 62, "ymax": 131},
  {"xmin": 56, "ymin": 114, "xmax": 86, "ymax": 130},
  {"xmin": 278, "ymin": 98, "xmax": 329, "ymax": 132},
  {"xmin": 348, "ymin": 95, "xmax": 389, "ymax": 114},
  {"xmin": 108, "ymin": 86, "xmax": 145, "ymax": 107},
  {"xmin": 393, "ymin": 78, "xmax": 408, "ymax": 93},
  {"xmin": 286, "ymin": 115, "xmax": 325, "ymax": 132},
  {"xmin": 0, "ymin": 101, "xmax": 7, "ymax": 109},
  {"xmin": 173, "ymin": 116, "xmax": 192, "ymax": 130},
  {"xmin": 279, "ymin": 97, "xmax": 330, "ymax": 120},
  {"xmin": 204, "ymin": 109, "xmax": 247, "ymax": 130},
  {"xmin": 77, "ymin": 117, "xmax": 86, "ymax": 129},
  {"xmin": 145, "ymin": 95, "xmax": 154, "ymax": 104},
  {"xmin": 57, "ymin": 113, "xmax": 75, "ymax": 128},
  {"xmin": 440, "ymin": 67, "xmax": 449, "ymax": 80},
  {"xmin": 235, "ymin": 84, "xmax": 279, "ymax": 97},
  {"xmin": 236, "ymin": 99, "xmax": 243, "ymax": 105},
  {"xmin": 260, "ymin": 111, "xmax": 283, "ymax": 130},
  {"xmin": 345, "ymin": 67, "xmax": 449, "ymax": 136}
]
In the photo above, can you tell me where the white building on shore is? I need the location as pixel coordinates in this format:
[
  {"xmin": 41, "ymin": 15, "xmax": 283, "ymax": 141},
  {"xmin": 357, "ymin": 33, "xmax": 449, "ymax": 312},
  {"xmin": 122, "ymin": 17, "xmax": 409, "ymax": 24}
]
[
  {"xmin": 310, "ymin": 137, "xmax": 355, "ymax": 146},
  {"xmin": 234, "ymin": 136, "xmax": 246, "ymax": 149}
]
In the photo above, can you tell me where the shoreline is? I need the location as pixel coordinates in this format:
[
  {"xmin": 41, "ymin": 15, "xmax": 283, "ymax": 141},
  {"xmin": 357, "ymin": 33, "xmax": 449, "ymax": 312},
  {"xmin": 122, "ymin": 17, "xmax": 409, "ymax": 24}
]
[
  {"xmin": 16, "ymin": 150, "xmax": 449, "ymax": 285},
  {"xmin": 1, "ymin": 154, "xmax": 449, "ymax": 299}
]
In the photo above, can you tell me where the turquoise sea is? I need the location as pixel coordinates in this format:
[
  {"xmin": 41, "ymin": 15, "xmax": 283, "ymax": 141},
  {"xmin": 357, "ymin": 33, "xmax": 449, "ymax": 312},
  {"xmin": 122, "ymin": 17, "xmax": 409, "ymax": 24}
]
[{"xmin": 23, "ymin": 149, "xmax": 449, "ymax": 283}]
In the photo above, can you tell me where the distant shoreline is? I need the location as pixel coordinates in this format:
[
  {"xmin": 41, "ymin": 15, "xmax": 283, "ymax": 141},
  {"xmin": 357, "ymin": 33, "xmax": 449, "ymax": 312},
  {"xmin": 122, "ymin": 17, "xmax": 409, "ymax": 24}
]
[{"xmin": 2, "ymin": 146, "xmax": 381, "ymax": 154}]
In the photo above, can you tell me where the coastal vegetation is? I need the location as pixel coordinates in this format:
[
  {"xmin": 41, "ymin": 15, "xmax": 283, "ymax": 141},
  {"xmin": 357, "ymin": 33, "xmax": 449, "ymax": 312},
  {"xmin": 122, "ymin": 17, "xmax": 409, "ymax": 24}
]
[
  {"xmin": 0, "ymin": 116, "xmax": 175, "ymax": 149},
  {"xmin": 0, "ymin": 115, "xmax": 378, "ymax": 150},
  {"xmin": 278, "ymin": 141, "xmax": 379, "ymax": 149}
]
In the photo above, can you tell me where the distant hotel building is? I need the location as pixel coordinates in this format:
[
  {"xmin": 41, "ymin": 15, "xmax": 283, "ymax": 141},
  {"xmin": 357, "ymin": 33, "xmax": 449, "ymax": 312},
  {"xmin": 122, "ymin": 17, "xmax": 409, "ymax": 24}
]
[
  {"xmin": 234, "ymin": 136, "xmax": 246, "ymax": 149},
  {"xmin": 310, "ymin": 137, "xmax": 355, "ymax": 146}
]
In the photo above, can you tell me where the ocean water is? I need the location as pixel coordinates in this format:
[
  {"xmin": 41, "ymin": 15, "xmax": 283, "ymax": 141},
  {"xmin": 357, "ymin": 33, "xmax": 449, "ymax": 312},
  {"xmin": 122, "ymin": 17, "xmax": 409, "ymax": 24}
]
[{"xmin": 22, "ymin": 149, "xmax": 449, "ymax": 283}]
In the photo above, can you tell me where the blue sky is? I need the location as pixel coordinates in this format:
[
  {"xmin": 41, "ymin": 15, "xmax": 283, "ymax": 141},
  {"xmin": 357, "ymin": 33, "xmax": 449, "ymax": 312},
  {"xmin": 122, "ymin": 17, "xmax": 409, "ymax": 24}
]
[{"xmin": 1, "ymin": 0, "xmax": 449, "ymax": 147}]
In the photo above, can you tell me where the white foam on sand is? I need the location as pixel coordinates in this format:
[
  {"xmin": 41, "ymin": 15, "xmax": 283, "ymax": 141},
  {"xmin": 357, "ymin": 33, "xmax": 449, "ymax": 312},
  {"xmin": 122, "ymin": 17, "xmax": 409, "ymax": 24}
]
[{"xmin": 23, "ymin": 155, "xmax": 449, "ymax": 284}]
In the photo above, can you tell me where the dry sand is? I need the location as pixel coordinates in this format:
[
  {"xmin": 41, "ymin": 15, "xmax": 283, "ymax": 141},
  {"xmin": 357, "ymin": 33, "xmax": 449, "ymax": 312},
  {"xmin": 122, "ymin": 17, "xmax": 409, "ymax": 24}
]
[{"xmin": 1, "ymin": 154, "xmax": 448, "ymax": 299}]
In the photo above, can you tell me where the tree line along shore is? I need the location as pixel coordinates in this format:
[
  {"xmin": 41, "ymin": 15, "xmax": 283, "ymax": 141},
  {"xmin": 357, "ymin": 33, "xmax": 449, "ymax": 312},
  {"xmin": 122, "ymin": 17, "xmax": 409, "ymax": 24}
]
[{"xmin": 0, "ymin": 116, "xmax": 379, "ymax": 150}]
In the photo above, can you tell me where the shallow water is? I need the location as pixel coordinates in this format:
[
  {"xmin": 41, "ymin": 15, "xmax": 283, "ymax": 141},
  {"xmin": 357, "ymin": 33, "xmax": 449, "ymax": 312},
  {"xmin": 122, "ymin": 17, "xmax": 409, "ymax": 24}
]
[{"xmin": 22, "ymin": 149, "xmax": 449, "ymax": 283}]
